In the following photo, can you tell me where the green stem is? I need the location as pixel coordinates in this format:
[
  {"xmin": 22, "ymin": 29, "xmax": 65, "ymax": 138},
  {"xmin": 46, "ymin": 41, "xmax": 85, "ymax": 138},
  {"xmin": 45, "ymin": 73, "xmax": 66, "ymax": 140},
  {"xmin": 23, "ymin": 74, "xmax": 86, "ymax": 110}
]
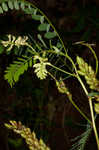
[
  {"xmin": 89, "ymin": 97, "xmax": 99, "ymax": 150},
  {"xmin": 67, "ymin": 94, "xmax": 91, "ymax": 124},
  {"xmin": 23, "ymin": 1, "xmax": 99, "ymax": 147},
  {"xmin": 77, "ymin": 75, "xmax": 99, "ymax": 149},
  {"xmin": 49, "ymin": 63, "xmax": 75, "ymax": 77},
  {"xmin": 81, "ymin": 43, "xmax": 98, "ymax": 74},
  {"xmin": 25, "ymin": 0, "xmax": 67, "ymax": 54},
  {"xmin": 65, "ymin": 53, "xmax": 77, "ymax": 73},
  {"xmin": 48, "ymin": 71, "xmax": 91, "ymax": 124},
  {"xmin": 26, "ymin": 43, "xmax": 37, "ymax": 53}
]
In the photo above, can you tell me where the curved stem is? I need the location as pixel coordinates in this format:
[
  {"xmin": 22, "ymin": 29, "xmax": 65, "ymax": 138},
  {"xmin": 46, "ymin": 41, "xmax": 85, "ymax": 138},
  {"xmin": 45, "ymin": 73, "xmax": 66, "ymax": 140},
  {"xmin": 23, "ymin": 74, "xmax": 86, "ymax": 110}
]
[
  {"xmin": 65, "ymin": 53, "xmax": 77, "ymax": 73},
  {"xmin": 49, "ymin": 63, "xmax": 75, "ymax": 77},
  {"xmin": 48, "ymin": 71, "xmax": 91, "ymax": 124},
  {"xmin": 25, "ymin": 0, "xmax": 67, "ymax": 54},
  {"xmin": 67, "ymin": 94, "xmax": 91, "ymax": 124},
  {"xmin": 81, "ymin": 43, "xmax": 98, "ymax": 74},
  {"xmin": 22, "ymin": 1, "xmax": 99, "ymax": 147},
  {"xmin": 26, "ymin": 43, "xmax": 37, "ymax": 53}
]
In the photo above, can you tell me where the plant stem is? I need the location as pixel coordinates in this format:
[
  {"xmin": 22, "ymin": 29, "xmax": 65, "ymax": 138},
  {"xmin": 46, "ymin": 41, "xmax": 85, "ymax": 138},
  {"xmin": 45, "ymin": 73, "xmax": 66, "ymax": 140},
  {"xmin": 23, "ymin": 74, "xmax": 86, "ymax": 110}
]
[
  {"xmin": 67, "ymin": 94, "xmax": 91, "ymax": 124},
  {"xmin": 77, "ymin": 75, "xmax": 99, "ymax": 149},
  {"xmin": 49, "ymin": 63, "xmax": 75, "ymax": 77},
  {"xmin": 89, "ymin": 97, "xmax": 99, "ymax": 150},
  {"xmin": 48, "ymin": 72, "xmax": 91, "ymax": 124},
  {"xmin": 26, "ymin": 43, "xmax": 37, "ymax": 53},
  {"xmin": 81, "ymin": 43, "xmax": 98, "ymax": 74},
  {"xmin": 25, "ymin": 1, "xmax": 99, "ymax": 147}
]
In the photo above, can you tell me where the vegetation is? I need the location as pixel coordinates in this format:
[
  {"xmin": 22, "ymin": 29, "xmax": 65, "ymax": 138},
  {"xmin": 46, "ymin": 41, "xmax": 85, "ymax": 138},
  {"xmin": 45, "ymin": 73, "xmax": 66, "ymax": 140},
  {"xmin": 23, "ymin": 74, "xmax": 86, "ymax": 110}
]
[{"xmin": 0, "ymin": 0, "xmax": 98, "ymax": 150}]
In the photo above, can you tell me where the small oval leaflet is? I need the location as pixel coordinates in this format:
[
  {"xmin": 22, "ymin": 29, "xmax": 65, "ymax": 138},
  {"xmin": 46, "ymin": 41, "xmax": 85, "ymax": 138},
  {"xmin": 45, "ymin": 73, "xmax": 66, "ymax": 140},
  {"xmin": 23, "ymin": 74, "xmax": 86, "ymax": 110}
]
[
  {"xmin": 38, "ymin": 23, "xmax": 50, "ymax": 31},
  {"xmin": 44, "ymin": 31, "xmax": 57, "ymax": 39},
  {"xmin": 2, "ymin": 2, "xmax": 8, "ymax": 12},
  {"xmin": 24, "ymin": 8, "xmax": 35, "ymax": 14},
  {"xmin": 20, "ymin": 2, "xmax": 25, "ymax": 10},
  {"xmin": 14, "ymin": 1, "xmax": 19, "ymax": 10},
  {"xmin": 56, "ymin": 42, "xmax": 62, "ymax": 49},
  {"xmin": 8, "ymin": 1, "xmax": 14, "ymax": 10},
  {"xmin": 32, "ymin": 15, "xmax": 42, "ymax": 21}
]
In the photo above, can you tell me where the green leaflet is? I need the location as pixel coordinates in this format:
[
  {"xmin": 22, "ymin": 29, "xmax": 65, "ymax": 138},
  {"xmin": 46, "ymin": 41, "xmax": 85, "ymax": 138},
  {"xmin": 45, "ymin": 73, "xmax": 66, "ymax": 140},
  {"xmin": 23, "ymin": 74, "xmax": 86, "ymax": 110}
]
[
  {"xmin": 14, "ymin": 71, "xmax": 20, "ymax": 82},
  {"xmin": 20, "ymin": 2, "xmax": 25, "ymax": 10},
  {"xmin": 44, "ymin": 31, "xmax": 57, "ymax": 39},
  {"xmin": 0, "ymin": 6, "xmax": 3, "ymax": 13},
  {"xmin": 38, "ymin": 23, "xmax": 49, "ymax": 31},
  {"xmin": 32, "ymin": 15, "xmax": 42, "ymax": 21},
  {"xmin": 56, "ymin": 42, "xmax": 62, "ymax": 49},
  {"xmin": 24, "ymin": 8, "xmax": 35, "ymax": 14},
  {"xmin": 5, "ymin": 71, "xmax": 13, "ymax": 87},
  {"xmin": 29, "ymin": 59, "xmax": 33, "ymax": 67},
  {"xmin": 8, "ymin": 1, "xmax": 14, "ymax": 10},
  {"xmin": 2, "ymin": 2, "xmax": 8, "ymax": 12},
  {"xmin": 14, "ymin": 1, "xmax": 19, "ymax": 10},
  {"xmin": 4, "ymin": 56, "xmax": 33, "ymax": 87}
]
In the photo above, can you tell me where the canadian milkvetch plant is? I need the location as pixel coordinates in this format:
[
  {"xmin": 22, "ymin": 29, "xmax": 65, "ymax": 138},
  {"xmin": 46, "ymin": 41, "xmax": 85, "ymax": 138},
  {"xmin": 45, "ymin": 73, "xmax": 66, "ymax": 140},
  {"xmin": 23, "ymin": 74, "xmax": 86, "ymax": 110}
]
[
  {"xmin": 0, "ymin": 0, "xmax": 98, "ymax": 150},
  {"xmin": 3, "ymin": 36, "xmax": 99, "ymax": 150}
]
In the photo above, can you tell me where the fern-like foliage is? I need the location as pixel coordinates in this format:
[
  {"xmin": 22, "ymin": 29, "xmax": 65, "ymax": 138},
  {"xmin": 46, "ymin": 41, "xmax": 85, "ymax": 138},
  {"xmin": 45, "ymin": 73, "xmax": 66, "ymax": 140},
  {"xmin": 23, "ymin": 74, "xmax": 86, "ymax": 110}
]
[
  {"xmin": 4, "ymin": 53, "xmax": 51, "ymax": 86},
  {"xmin": 71, "ymin": 123, "xmax": 92, "ymax": 150},
  {"xmin": 5, "ymin": 56, "xmax": 33, "ymax": 87},
  {"xmin": 0, "ymin": 0, "xmax": 64, "ymax": 85}
]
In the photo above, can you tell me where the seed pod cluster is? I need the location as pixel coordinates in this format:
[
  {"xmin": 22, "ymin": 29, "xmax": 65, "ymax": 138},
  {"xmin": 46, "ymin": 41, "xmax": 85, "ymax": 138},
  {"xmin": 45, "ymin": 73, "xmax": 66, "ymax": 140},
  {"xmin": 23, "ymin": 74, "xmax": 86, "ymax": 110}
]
[
  {"xmin": 77, "ymin": 56, "xmax": 99, "ymax": 91},
  {"xmin": 5, "ymin": 121, "xmax": 50, "ymax": 150}
]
